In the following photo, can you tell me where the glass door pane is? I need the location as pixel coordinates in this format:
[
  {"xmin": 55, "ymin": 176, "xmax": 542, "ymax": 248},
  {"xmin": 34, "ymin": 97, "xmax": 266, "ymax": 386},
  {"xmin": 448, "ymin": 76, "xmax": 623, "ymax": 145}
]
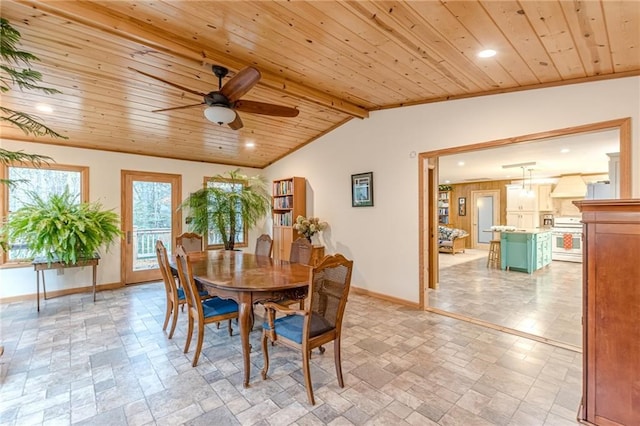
[{"xmin": 122, "ymin": 171, "xmax": 181, "ymax": 284}]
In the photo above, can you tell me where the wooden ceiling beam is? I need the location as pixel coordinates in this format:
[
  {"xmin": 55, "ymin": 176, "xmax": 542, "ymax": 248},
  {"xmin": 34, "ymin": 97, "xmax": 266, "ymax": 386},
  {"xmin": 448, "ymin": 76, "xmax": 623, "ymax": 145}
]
[{"xmin": 16, "ymin": 0, "xmax": 369, "ymax": 119}]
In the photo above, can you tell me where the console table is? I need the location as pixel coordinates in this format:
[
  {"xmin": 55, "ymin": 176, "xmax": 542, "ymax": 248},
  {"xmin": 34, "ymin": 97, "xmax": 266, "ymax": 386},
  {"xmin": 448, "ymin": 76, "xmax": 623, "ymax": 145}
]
[{"xmin": 32, "ymin": 254, "xmax": 100, "ymax": 312}]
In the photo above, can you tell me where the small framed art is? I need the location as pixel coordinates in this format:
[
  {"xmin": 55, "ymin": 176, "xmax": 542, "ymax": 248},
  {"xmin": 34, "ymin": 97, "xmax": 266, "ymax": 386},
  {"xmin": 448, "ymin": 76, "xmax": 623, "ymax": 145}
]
[
  {"xmin": 351, "ymin": 172, "xmax": 374, "ymax": 207},
  {"xmin": 458, "ymin": 197, "xmax": 466, "ymax": 216}
]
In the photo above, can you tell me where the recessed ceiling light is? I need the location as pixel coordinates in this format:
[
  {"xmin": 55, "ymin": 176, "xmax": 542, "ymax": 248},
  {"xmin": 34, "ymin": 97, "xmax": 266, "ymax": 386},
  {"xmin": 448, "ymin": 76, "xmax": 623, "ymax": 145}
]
[
  {"xmin": 36, "ymin": 104, "xmax": 53, "ymax": 113},
  {"xmin": 445, "ymin": 180, "xmax": 451, "ymax": 184},
  {"xmin": 560, "ymin": 148, "xmax": 570, "ymax": 153},
  {"xmin": 478, "ymin": 49, "xmax": 497, "ymax": 58},
  {"xmin": 245, "ymin": 141, "xmax": 255, "ymax": 148},
  {"xmin": 457, "ymin": 161, "xmax": 465, "ymax": 166}
]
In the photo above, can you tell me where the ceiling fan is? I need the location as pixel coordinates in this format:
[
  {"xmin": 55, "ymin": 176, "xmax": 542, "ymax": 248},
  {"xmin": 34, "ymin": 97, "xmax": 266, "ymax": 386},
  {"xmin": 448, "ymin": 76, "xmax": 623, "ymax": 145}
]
[{"xmin": 130, "ymin": 65, "xmax": 299, "ymax": 130}]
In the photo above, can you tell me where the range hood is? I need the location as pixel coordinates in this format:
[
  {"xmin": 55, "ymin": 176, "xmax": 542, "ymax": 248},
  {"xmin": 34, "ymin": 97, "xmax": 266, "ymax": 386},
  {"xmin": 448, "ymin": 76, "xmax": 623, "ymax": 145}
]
[{"xmin": 550, "ymin": 174, "xmax": 588, "ymax": 198}]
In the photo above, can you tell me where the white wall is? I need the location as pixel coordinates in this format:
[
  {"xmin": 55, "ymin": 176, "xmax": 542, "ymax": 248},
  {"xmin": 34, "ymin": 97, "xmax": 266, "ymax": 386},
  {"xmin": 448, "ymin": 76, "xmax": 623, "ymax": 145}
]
[
  {"xmin": 0, "ymin": 141, "xmax": 264, "ymax": 298},
  {"xmin": 2, "ymin": 77, "xmax": 638, "ymax": 302},
  {"xmin": 264, "ymin": 77, "xmax": 640, "ymax": 303}
]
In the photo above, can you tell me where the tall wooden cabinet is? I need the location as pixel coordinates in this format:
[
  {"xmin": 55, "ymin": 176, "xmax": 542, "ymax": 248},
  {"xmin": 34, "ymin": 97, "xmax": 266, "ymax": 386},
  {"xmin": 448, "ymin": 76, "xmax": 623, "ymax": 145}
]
[
  {"xmin": 272, "ymin": 177, "xmax": 306, "ymax": 261},
  {"xmin": 575, "ymin": 200, "xmax": 640, "ymax": 426}
]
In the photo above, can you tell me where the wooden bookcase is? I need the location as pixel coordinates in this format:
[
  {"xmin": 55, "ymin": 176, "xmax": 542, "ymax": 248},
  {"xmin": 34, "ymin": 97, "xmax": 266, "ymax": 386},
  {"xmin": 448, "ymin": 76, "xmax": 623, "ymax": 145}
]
[
  {"xmin": 438, "ymin": 190, "xmax": 451, "ymax": 225},
  {"xmin": 272, "ymin": 177, "xmax": 306, "ymax": 261}
]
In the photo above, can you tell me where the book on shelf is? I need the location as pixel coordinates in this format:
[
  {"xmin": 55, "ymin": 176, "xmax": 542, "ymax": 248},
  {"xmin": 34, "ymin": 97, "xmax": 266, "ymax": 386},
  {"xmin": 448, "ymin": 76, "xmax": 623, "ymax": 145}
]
[
  {"xmin": 273, "ymin": 180, "xmax": 293, "ymax": 196},
  {"xmin": 273, "ymin": 211, "xmax": 293, "ymax": 226}
]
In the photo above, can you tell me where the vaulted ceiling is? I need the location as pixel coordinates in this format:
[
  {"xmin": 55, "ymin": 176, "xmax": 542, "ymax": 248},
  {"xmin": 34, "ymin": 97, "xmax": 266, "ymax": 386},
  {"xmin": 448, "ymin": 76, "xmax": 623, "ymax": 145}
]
[{"xmin": 2, "ymin": 1, "xmax": 639, "ymax": 168}]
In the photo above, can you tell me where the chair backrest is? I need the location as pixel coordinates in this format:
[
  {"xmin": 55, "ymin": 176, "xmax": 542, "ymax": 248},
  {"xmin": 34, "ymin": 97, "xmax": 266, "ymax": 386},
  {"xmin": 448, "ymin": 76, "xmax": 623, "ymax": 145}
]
[
  {"xmin": 255, "ymin": 234, "xmax": 273, "ymax": 257},
  {"xmin": 176, "ymin": 232, "xmax": 203, "ymax": 252},
  {"xmin": 174, "ymin": 246, "xmax": 202, "ymax": 317},
  {"xmin": 305, "ymin": 254, "xmax": 353, "ymax": 338},
  {"xmin": 289, "ymin": 237, "xmax": 313, "ymax": 265},
  {"xmin": 155, "ymin": 240, "xmax": 178, "ymax": 300}
]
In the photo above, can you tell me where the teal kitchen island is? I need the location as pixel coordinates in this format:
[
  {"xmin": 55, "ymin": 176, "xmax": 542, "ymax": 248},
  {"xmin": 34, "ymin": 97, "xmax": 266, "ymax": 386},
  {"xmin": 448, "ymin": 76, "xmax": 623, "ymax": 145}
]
[{"xmin": 500, "ymin": 229, "xmax": 552, "ymax": 273}]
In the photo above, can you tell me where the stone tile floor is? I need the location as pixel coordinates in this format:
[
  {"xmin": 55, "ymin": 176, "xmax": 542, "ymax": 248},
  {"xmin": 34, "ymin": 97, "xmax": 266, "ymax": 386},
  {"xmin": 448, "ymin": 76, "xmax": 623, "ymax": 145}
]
[
  {"xmin": 0, "ymin": 283, "xmax": 582, "ymax": 425},
  {"xmin": 433, "ymin": 256, "xmax": 582, "ymax": 348}
]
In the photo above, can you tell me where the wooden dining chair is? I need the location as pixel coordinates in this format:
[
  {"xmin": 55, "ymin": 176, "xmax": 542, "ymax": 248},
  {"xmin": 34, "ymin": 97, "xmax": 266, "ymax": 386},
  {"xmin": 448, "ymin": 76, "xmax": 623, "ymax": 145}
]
[
  {"xmin": 155, "ymin": 240, "xmax": 213, "ymax": 339},
  {"xmin": 255, "ymin": 234, "xmax": 273, "ymax": 257},
  {"xmin": 175, "ymin": 232, "xmax": 203, "ymax": 252},
  {"xmin": 174, "ymin": 246, "xmax": 240, "ymax": 367},
  {"xmin": 261, "ymin": 254, "xmax": 354, "ymax": 405},
  {"xmin": 289, "ymin": 237, "xmax": 313, "ymax": 265}
]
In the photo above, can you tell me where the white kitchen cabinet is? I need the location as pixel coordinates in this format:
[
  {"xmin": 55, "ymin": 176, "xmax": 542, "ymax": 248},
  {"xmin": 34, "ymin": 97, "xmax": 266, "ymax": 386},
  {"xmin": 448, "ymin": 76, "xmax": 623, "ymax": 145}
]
[
  {"xmin": 506, "ymin": 185, "xmax": 537, "ymax": 211},
  {"xmin": 506, "ymin": 211, "xmax": 538, "ymax": 229},
  {"xmin": 537, "ymin": 184, "xmax": 553, "ymax": 211},
  {"xmin": 506, "ymin": 184, "xmax": 541, "ymax": 229}
]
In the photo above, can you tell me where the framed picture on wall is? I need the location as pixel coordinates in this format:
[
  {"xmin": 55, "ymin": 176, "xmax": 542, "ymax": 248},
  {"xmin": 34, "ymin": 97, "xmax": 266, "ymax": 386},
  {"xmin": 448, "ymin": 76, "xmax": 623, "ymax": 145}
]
[
  {"xmin": 351, "ymin": 172, "xmax": 374, "ymax": 207},
  {"xmin": 458, "ymin": 197, "xmax": 466, "ymax": 216}
]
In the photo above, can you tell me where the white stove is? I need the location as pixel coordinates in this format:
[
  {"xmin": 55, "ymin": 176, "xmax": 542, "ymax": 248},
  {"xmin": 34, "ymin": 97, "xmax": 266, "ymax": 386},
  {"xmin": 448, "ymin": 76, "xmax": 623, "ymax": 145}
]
[{"xmin": 551, "ymin": 217, "xmax": 583, "ymax": 262}]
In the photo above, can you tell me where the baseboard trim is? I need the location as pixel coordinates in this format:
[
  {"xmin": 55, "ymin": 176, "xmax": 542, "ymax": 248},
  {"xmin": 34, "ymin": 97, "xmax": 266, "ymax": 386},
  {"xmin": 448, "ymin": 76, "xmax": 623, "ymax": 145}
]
[
  {"xmin": 425, "ymin": 306, "xmax": 582, "ymax": 353},
  {"xmin": 350, "ymin": 286, "xmax": 420, "ymax": 309},
  {"xmin": 0, "ymin": 281, "xmax": 124, "ymax": 304}
]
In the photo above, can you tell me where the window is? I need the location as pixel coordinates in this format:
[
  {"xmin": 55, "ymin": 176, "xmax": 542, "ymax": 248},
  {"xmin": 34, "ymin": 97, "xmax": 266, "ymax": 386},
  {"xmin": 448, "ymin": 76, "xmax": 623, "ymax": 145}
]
[
  {"xmin": 204, "ymin": 177, "xmax": 247, "ymax": 249},
  {"xmin": 1, "ymin": 163, "xmax": 88, "ymax": 264}
]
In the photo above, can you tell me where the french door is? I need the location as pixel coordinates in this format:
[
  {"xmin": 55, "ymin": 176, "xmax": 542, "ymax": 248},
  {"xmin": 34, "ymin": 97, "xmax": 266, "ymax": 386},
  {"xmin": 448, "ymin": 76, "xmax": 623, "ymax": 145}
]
[{"xmin": 122, "ymin": 171, "xmax": 182, "ymax": 284}]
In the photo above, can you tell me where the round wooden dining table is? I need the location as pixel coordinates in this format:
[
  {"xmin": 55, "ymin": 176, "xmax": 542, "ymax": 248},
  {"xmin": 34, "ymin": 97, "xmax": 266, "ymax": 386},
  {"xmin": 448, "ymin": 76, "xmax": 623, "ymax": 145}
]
[{"xmin": 184, "ymin": 250, "xmax": 311, "ymax": 388}]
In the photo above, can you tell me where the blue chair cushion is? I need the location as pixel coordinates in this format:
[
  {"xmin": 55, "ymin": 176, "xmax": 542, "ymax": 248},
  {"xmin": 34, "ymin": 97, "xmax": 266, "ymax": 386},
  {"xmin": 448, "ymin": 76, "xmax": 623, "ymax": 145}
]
[
  {"xmin": 202, "ymin": 298, "xmax": 238, "ymax": 318},
  {"xmin": 262, "ymin": 313, "xmax": 334, "ymax": 344}
]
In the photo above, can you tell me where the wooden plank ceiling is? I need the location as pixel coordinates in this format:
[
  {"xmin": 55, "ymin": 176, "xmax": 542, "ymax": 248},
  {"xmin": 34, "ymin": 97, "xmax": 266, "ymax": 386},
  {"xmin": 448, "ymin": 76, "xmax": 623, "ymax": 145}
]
[{"xmin": 2, "ymin": 0, "xmax": 639, "ymax": 168}]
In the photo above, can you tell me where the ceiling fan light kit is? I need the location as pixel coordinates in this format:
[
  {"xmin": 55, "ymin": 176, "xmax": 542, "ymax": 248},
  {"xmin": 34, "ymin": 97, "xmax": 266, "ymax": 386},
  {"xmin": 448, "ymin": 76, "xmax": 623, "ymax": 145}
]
[
  {"xmin": 132, "ymin": 64, "xmax": 298, "ymax": 130},
  {"xmin": 204, "ymin": 106, "xmax": 236, "ymax": 124}
]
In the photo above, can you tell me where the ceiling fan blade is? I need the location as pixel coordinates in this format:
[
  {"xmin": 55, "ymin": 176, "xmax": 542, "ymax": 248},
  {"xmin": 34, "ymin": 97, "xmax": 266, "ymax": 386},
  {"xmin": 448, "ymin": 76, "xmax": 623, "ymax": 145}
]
[
  {"xmin": 227, "ymin": 112, "xmax": 244, "ymax": 130},
  {"xmin": 234, "ymin": 100, "xmax": 299, "ymax": 117},
  {"xmin": 152, "ymin": 102, "xmax": 205, "ymax": 113},
  {"xmin": 220, "ymin": 67, "xmax": 261, "ymax": 102},
  {"xmin": 129, "ymin": 67, "xmax": 206, "ymax": 97}
]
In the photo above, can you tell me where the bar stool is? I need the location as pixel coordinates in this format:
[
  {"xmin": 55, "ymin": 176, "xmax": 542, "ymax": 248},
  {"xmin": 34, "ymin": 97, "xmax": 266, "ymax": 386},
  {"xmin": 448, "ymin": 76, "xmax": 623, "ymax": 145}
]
[{"xmin": 487, "ymin": 239, "xmax": 501, "ymax": 268}]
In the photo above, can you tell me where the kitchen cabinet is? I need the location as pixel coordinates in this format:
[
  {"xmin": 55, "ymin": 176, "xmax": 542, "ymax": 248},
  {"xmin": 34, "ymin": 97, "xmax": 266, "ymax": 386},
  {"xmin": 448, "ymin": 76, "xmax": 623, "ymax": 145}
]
[
  {"xmin": 506, "ymin": 212, "xmax": 537, "ymax": 230},
  {"xmin": 575, "ymin": 200, "xmax": 640, "ymax": 426},
  {"xmin": 537, "ymin": 184, "xmax": 553, "ymax": 211},
  {"xmin": 506, "ymin": 185, "xmax": 541, "ymax": 228},
  {"xmin": 506, "ymin": 185, "xmax": 537, "ymax": 211},
  {"xmin": 500, "ymin": 230, "xmax": 552, "ymax": 273}
]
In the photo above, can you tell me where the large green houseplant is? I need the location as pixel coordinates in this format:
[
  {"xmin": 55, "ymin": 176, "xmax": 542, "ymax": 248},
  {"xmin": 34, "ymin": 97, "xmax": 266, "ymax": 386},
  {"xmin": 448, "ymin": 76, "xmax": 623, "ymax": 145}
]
[
  {"xmin": 181, "ymin": 169, "xmax": 271, "ymax": 250},
  {"xmin": 4, "ymin": 188, "xmax": 122, "ymax": 265}
]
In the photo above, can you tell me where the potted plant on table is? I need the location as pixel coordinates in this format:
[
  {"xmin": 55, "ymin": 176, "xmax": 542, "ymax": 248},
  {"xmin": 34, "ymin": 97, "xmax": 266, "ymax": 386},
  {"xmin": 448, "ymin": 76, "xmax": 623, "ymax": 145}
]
[
  {"xmin": 3, "ymin": 188, "xmax": 122, "ymax": 265},
  {"xmin": 180, "ymin": 169, "xmax": 271, "ymax": 251}
]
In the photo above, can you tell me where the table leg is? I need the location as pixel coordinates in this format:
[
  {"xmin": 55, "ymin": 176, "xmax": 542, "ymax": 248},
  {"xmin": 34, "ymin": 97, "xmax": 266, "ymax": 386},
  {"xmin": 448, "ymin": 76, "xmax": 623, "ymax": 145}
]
[
  {"xmin": 36, "ymin": 270, "xmax": 40, "ymax": 312},
  {"xmin": 238, "ymin": 293, "xmax": 253, "ymax": 388},
  {"xmin": 42, "ymin": 271, "xmax": 47, "ymax": 300},
  {"xmin": 92, "ymin": 264, "xmax": 97, "ymax": 302}
]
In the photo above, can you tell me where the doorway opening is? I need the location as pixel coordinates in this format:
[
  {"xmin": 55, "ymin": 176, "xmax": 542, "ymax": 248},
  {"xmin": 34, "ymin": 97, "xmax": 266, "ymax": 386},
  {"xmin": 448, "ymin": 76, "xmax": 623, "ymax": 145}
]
[{"xmin": 418, "ymin": 118, "xmax": 632, "ymax": 348}]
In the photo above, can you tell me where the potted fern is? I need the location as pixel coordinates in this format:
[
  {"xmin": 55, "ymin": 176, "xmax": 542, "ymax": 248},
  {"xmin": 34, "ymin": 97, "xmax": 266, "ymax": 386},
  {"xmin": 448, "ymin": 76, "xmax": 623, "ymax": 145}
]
[
  {"xmin": 181, "ymin": 169, "xmax": 271, "ymax": 250},
  {"xmin": 4, "ymin": 188, "xmax": 122, "ymax": 265}
]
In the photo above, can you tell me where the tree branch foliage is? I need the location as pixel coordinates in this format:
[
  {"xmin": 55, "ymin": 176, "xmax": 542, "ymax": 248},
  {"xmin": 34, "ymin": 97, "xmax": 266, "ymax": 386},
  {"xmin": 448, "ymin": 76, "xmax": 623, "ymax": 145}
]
[{"xmin": 1, "ymin": 17, "xmax": 65, "ymax": 184}]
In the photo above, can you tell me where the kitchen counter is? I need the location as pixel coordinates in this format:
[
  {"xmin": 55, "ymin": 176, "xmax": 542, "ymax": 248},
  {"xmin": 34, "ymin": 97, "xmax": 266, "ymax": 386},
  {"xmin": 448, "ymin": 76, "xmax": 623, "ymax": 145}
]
[{"xmin": 500, "ymin": 230, "xmax": 552, "ymax": 273}]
